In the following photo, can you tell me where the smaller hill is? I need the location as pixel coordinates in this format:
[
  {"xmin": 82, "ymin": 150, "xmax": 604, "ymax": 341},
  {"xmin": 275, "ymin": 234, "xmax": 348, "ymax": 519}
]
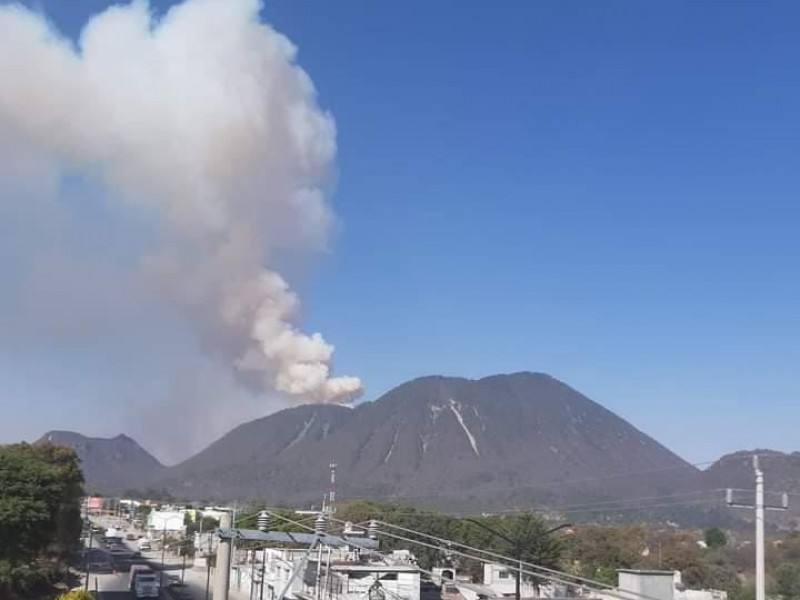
[
  {"xmin": 38, "ymin": 430, "xmax": 164, "ymax": 494},
  {"xmin": 696, "ymin": 450, "xmax": 800, "ymax": 527},
  {"xmin": 700, "ymin": 450, "xmax": 800, "ymax": 492}
]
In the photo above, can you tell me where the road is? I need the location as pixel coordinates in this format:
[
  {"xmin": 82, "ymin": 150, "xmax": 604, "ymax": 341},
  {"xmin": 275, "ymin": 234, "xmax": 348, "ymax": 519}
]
[{"xmin": 84, "ymin": 516, "xmax": 246, "ymax": 600}]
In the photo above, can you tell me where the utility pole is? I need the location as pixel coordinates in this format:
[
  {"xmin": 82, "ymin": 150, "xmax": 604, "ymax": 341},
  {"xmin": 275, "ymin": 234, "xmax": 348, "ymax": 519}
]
[
  {"xmin": 328, "ymin": 463, "xmax": 337, "ymax": 514},
  {"xmin": 260, "ymin": 547, "xmax": 267, "ymax": 600},
  {"xmin": 727, "ymin": 454, "xmax": 789, "ymax": 600},
  {"xmin": 84, "ymin": 526, "xmax": 94, "ymax": 592},
  {"xmin": 213, "ymin": 511, "xmax": 233, "ymax": 600},
  {"xmin": 161, "ymin": 526, "xmax": 167, "ymax": 594},
  {"xmin": 205, "ymin": 532, "xmax": 213, "ymax": 600}
]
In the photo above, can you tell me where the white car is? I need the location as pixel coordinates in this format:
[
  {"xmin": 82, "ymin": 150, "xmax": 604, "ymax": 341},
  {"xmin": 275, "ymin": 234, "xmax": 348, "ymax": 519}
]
[{"xmin": 162, "ymin": 570, "xmax": 182, "ymax": 587}]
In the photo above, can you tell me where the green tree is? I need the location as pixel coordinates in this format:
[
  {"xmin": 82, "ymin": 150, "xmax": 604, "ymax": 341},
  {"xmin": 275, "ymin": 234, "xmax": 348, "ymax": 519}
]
[
  {"xmin": 0, "ymin": 442, "xmax": 84, "ymax": 598},
  {"xmin": 730, "ymin": 584, "xmax": 756, "ymax": 600},
  {"xmin": 774, "ymin": 564, "xmax": 800, "ymax": 600},
  {"xmin": 564, "ymin": 525, "xmax": 645, "ymax": 582},
  {"xmin": 475, "ymin": 514, "xmax": 564, "ymax": 582},
  {"xmin": 335, "ymin": 501, "xmax": 565, "ymax": 584},
  {"xmin": 705, "ymin": 528, "xmax": 728, "ymax": 549}
]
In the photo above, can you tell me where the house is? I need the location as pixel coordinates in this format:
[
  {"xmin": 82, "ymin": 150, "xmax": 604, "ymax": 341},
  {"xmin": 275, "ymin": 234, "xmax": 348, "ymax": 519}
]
[
  {"xmin": 478, "ymin": 563, "xmax": 567, "ymax": 599},
  {"xmin": 327, "ymin": 564, "xmax": 421, "ymax": 600}
]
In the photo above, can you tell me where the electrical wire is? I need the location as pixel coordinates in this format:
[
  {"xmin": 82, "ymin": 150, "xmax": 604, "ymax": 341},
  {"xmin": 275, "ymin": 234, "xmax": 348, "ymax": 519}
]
[
  {"xmin": 337, "ymin": 517, "xmax": 612, "ymax": 591},
  {"xmin": 355, "ymin": 459, "xmax": 720, "ymax": 504},
  {"xmin": 473, "ymin": 489, "xmax": 726, "ymax": 515},
  {"xmin": 363, "ymin": 520, "xmax": 667, "ymax": 600},
  {"xmin": 246, "ymin": 507, "xmax": 684, "ymax": 600},
  {"xmin": 302, "ymin": 488, "xmax": 727, "ymax": 519}
]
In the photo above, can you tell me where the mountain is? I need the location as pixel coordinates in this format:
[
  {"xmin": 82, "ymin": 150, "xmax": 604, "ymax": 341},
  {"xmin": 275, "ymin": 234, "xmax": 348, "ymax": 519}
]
[
  {"xmin": 38, "ymin": 430, "xmax": 165, "ymax": 493},
  {"xmin": 695, "ymin": 450, "xmax": 800, "ymax": 526},
  {"xmin": 150, "ymin": 372, "xmax": 699, "ymax": 510}
]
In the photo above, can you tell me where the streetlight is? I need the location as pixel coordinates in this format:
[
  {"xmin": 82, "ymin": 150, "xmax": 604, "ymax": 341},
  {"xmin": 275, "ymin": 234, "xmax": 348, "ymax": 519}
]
[{"xmin": 464, "ymin": 519, "xmax": 572, "ymax": 600}]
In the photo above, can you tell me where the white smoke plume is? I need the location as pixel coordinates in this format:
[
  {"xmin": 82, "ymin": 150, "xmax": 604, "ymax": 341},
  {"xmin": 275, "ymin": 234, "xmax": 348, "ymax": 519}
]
[{"xmin": 0, "ymin": 0, "xmax": 362, "ymax": 405}]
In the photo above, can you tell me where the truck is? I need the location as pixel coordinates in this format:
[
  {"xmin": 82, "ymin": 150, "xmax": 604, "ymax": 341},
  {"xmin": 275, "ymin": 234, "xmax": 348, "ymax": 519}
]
[{"xmin": 129, "ymin": 564, "xmax": 159, "ymax": 599}]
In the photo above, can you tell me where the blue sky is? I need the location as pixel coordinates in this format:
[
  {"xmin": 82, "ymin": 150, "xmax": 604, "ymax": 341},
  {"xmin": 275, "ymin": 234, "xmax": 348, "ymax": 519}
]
[{"xmin": 3, "ymin": 0, "xmax": 800, "ymax": 463}]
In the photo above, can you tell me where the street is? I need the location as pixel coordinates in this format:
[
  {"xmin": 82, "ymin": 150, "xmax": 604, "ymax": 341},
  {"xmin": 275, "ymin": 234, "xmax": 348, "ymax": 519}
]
[{"xmin": 84, "ymin": 515, "xmax": 249, "ymax": 600}]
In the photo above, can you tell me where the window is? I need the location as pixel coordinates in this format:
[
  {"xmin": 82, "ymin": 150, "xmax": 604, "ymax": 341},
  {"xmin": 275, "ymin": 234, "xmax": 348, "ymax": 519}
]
[{"xmin": 497, "ymin": 570, "xmax": 510, "ymax": 580}]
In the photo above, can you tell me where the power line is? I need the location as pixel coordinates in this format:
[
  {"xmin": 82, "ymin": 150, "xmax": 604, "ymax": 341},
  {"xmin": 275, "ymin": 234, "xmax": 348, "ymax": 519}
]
[
  {"xmin": 355, "ymin": 459, "xmax": 720, "ymax": 504},
  {"xmin": 476, "ymin": 489, "xmax": 726, "ymax": 515},
  {"xmin": 361, "ymin": 519, "xmax": 667, "ymax": 600},
  {"xmin": 267, "ymin": 511, "xmax": 665, "ymax": 600},
  {"xmin": 305, "ymin": 489, "xmax": 726, "ymax": 519},
  {"xmin": 556, "ymin": 497, "xmax": 723, "ymax": 515},
  {"xmin": 260, "ymin": 507, "xmax": 722, "ymax": 600}
]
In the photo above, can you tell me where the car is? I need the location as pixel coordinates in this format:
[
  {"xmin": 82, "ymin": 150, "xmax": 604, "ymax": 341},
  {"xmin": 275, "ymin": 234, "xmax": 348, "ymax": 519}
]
[
  {"xmin": 161, "ymin": 571, "xmax": 182, "ymax": 587},
  {"xmin": 126, "ymin": 533, "xmax": 136, "ymax": 541}
]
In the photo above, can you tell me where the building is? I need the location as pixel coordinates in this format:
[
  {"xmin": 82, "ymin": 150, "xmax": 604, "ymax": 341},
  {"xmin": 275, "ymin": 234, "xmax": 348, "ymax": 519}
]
[
  {"xmin": 482, "ymin": 563, "xmax": 538, "ymax": 598},
  {"xmin": 617, "ymin": 570, "xmax": 674, "ymax": 600},
  {"xmin": 229, "ymin": 545, "xmax": 421, "ymax": 600},
  {"xmin": 327, "ymin": 564, "xmax": 421, "ymax": 600},
  {"xmin": 589, "ymin": 570, "xmax": 727, "ymax": 600},
  {"xmin": 147, "ymin": 510, "xmax": 187, "ymax": 534}
]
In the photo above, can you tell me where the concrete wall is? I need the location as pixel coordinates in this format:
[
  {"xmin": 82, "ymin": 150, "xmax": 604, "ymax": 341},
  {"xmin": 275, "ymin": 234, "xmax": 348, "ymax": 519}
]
[{"xmin": 618, "ymin": 571, "xmax": 675, "ymax": 600}]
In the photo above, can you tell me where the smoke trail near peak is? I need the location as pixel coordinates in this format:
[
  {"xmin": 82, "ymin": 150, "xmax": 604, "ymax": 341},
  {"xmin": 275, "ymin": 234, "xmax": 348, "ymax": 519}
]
[{"xmin": 0, "ymin": 0, "xmax": 362, "ymax": 404}]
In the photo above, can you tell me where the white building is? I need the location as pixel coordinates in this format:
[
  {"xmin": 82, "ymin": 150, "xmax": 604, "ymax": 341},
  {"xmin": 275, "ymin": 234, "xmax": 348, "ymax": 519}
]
[
  {"xmin": 617, "ymin": 570, "xmax": 674, "ymax": 600},
  {"xmin": 589, "ymin": 570, "xmax": 727, "ymax": 600},
  {"xmin": 327, "ymin": 564, "xmax": 421, "ymax": 600},
  {"xmin": 482, "ymin": 563, "xmax": 539, "ymax": 598},
  {"xmin": 147, "ymin": 510, "xmax": 187, "ymax": 534},
  {"xmin": 229, "ymin": 546, "xmax": 421, "ymax": 600}
]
